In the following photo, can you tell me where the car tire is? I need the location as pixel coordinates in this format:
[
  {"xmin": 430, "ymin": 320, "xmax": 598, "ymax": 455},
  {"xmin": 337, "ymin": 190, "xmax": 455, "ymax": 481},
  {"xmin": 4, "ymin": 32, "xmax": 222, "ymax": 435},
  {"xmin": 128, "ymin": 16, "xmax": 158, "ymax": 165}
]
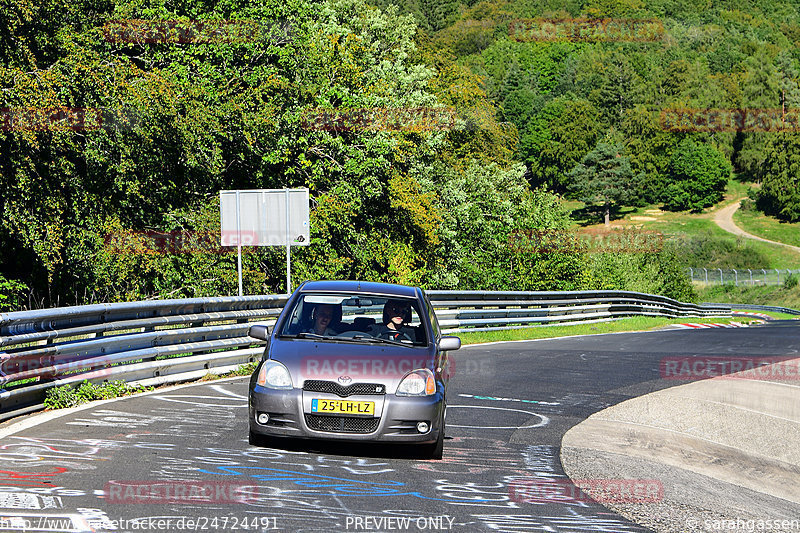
[{"xmin": 249, "ymin": 430, "xmax": 268, "ymax": 447}]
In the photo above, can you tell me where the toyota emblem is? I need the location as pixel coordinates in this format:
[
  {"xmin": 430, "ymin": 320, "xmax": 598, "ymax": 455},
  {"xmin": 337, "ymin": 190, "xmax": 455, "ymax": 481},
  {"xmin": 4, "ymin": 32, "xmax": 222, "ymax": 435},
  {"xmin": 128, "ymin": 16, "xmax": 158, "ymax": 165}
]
[{"xmin": 337, "ymin": 375, "xmax": 352, "ymax": 384}]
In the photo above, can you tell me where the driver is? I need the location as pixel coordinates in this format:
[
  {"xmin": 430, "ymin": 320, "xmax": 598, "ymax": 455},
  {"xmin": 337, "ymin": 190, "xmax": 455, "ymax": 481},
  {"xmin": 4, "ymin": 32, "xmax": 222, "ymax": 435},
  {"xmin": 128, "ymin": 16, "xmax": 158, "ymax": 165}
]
[{"xmin": 370, "ymin": 299, "xmax": 414, "ymax": 341}]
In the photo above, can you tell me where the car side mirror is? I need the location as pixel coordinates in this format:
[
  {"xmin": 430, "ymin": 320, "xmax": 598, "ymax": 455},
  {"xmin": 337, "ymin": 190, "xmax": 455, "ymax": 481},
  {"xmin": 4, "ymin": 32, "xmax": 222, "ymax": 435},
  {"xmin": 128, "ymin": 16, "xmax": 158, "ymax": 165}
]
[
  {"xmin": 438, "ymin": 336, "xmax": 461, "ymax": 351},
  {"xmin": 248, "ymin": 325, "xmax": 270, "ymax": 341}
]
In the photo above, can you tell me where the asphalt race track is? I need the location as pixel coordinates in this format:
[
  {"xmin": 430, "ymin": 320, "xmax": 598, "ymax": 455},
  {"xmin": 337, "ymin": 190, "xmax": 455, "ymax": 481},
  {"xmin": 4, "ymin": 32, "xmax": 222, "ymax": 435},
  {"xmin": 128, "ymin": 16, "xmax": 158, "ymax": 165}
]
[{"xmin": 2, "ymin": 322, "xmax": 798, "ymax": 533}]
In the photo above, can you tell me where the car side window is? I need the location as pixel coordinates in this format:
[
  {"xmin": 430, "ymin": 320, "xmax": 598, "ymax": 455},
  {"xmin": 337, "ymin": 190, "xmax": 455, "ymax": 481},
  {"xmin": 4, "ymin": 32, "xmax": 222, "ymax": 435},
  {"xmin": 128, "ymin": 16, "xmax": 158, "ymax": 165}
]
[{"xmin": 425, "ymin": 296, "xmax": 440, "ymax": 339}]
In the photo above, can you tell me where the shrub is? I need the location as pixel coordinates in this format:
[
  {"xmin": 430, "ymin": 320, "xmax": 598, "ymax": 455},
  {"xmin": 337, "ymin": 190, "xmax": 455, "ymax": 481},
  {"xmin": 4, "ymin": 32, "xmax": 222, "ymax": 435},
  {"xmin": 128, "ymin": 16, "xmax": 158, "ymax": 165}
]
[
  {"xmin": 44, "ymin": 380, "xmax": 152, "ymax": 410},
  {"xmin": 0, "ymin": 276, "xmax": 27, "ymax": 312}
]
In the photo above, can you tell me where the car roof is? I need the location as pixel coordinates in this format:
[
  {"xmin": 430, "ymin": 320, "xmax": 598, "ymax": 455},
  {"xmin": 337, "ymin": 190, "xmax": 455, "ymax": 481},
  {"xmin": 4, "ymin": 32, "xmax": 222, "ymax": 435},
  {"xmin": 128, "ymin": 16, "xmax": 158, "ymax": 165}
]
[{"xmin": 297, "ymin": 280, "xmax": 420, "ymax": 298}]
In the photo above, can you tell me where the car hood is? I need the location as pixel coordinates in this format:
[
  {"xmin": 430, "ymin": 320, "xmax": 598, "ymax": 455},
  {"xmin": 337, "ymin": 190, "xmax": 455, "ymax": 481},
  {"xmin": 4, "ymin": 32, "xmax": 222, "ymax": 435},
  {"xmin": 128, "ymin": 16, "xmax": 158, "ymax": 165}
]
[{"xmin": 268, "ymin": 338, "xmax": 436, "ymax": 393}]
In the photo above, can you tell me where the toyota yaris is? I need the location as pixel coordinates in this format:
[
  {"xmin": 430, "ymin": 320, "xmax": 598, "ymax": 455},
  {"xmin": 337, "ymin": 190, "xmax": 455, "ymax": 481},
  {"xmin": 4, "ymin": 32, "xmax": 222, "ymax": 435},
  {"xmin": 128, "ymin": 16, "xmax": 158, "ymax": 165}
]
[{"xmin": 247, "ymin": 280, "xmax": 461, "ymax": 459}]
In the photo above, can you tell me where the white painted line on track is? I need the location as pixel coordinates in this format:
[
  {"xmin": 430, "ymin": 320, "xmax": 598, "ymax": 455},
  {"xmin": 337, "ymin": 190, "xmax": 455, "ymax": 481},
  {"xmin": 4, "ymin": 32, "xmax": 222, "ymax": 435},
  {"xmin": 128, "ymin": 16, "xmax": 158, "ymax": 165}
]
[
  {"xmin": 0, "ymin": 375, "xmax": 249, "ymax": 439},
  {"xmin": 446, "ymin": 405, "xmax": 549, "ymax": 430}
]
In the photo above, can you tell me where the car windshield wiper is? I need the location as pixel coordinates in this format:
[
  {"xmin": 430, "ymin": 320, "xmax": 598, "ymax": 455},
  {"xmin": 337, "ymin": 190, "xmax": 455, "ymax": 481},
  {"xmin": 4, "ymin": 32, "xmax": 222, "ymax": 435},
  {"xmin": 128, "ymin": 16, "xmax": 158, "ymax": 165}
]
[
  {"xmin": 282, "ymin": 332, "xmax": 416, "ymax": 347},
  {"xmin": 346, "ymin": 335, "xmax": 415, "ymax": 348},
  {"xmin": 291, "ymin": 332, "xmax": 341, "ymax": 340}
]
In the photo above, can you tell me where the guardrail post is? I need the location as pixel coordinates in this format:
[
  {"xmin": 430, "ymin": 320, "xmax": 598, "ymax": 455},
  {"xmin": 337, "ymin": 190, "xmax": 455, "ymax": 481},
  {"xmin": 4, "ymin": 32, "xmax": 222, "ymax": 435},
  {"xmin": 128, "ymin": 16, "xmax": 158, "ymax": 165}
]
[
  {"xmin": 719, "ymin": 268, "xmax": 723, "ymax": 284},
  {"xmin": 776, "ymin": 269, "xmax": 780, "ymax": 284},
  {"xmin": 762, "ymin": 269, "xmax": 767, "ymax": 285},
  {"xmin": 688, "ymin": 267, "xmax": 693, "ymax": 280},
  {"xmin": 734, "ymin": 269, "xmax": 738, "ymax": 286},
  {"xmin": 704, "ymin": 268, "xmax": 708, "ymax": 283}
]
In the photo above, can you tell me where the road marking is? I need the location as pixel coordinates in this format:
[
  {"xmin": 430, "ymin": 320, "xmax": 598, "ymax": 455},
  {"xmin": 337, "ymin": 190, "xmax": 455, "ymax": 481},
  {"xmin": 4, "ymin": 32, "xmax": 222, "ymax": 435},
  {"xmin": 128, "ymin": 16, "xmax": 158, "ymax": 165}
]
[
  {"xmin": 458, "ymin": 394, "xmax": 559, "ymax": 406},
  {"xmin": 446, "ymin": 405, "xmax": 549, "ymax": 429}
]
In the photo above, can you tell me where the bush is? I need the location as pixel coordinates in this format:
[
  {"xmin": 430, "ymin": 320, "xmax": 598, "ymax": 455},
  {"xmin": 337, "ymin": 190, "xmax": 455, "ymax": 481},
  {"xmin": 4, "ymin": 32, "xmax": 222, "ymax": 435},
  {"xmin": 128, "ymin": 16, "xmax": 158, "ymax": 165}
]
[
  {"xmin": 0, "ymin": 276, "xmax": 27, "ymax": 312},
  {"xmin": 44, "ymin": 380, "xmax": 152, "ymax": 410},
  {"xmin": 581, "ymin": 248, "xmax": 697, "ymax": 302},
  {"xmin": 739, "ymin": 197, "xmax": 756, "ymax": 212},
  {"xmin": 667, "ymin": 232, "xmax": 770, "ymax": 269},
  {"xmin": 784, "ymin": 274, "xmax": 799, "ymax": 290}
]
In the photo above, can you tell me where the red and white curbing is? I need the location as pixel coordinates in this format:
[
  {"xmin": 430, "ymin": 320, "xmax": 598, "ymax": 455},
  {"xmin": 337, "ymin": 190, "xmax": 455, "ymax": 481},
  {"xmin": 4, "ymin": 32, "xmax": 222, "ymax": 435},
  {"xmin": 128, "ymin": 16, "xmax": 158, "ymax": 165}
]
[
  {"xmin": 732, "ymin": 311, "xmax": 773, "ymax": 320},
  {"xmin": 673, "ymin": 320, "xmax": 764, "ymax": 329}
]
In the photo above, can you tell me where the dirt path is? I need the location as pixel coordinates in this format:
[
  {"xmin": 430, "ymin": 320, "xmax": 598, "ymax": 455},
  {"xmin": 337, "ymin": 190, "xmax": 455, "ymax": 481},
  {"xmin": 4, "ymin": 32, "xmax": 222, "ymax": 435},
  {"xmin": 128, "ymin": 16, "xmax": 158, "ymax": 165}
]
[{"xmin": 714, "ymin": 200, "xmax": 800, "ymax": 253}]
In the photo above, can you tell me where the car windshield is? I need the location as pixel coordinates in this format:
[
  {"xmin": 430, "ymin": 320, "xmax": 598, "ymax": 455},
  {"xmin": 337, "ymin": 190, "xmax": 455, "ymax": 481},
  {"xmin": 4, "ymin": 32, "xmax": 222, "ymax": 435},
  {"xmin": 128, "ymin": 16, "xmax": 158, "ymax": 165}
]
[{"xmin": 278, "ymin": 292, "xmax": 428, "ymax": 346}]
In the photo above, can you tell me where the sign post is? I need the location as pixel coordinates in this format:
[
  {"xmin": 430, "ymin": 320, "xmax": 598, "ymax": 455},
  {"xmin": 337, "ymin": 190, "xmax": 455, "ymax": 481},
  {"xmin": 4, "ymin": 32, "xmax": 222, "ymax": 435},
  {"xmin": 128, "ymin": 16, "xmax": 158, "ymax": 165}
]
[{"xmin": 220, "ymin": 188, "xmax": 310, "ymax": 295}]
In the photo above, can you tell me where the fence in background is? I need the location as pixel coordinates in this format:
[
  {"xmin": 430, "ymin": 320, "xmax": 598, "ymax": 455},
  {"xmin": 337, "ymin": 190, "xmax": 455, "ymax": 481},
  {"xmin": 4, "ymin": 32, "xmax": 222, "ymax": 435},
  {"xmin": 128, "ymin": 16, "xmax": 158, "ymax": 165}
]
[
  {"xmin": 0, "ymin": 290, "xmax": 730, "ymax": 421},
  {"xmin": 688, "ymin": 268, "xmax": 800, "ymax": 285}
]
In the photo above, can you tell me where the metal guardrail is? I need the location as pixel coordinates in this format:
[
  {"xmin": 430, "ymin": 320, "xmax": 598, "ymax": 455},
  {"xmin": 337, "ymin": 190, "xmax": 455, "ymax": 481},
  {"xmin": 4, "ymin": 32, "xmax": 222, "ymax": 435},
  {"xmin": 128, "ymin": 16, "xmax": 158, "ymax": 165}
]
[
  {"xmin": 701, "ymin": 303, "xmax": 800, "ymax": 316},
  {"xmin": 0, "ymin": 290, "xmax": 729, "ymax": 421}
]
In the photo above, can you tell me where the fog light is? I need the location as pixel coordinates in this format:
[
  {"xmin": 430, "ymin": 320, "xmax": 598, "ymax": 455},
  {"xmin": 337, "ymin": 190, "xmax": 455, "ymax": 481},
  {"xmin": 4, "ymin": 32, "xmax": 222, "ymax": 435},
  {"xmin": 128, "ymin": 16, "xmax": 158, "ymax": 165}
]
[
  {"xmin": 257, "ymin": 413, "xmax": 270, "ymax": 425},
  {"xmin": 416, "ymin": 422, "xmax": 429, "ymax": 433}
]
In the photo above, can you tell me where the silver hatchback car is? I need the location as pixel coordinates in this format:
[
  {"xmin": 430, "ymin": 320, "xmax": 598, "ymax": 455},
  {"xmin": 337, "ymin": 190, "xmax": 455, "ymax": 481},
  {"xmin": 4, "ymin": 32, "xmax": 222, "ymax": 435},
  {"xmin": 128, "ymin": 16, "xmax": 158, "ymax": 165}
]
[{"xmin": 247, "ymin": 280, "xmax": 461, "ymax": 459}]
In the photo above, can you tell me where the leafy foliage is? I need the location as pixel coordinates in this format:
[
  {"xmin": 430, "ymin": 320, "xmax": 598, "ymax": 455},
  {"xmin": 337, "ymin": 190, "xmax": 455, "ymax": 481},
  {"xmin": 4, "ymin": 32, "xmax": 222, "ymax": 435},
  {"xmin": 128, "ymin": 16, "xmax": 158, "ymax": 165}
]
[
  {"xmin": 0, "ymin": 275, "xmax": 27, "ymax": 311},
  {"xmin": 756, "ymin": 133, "xmax": 800, "ymax": 222},
  {"xmin": 568, "ymin": 142, "xmax": 639, "ymax": 224},
  {"xmin": 43, "ymin": 380, "xmax": 152, "ymax": 409},
  {"xmin": 662, "ymin": 139, "xmax": 732, "ymax": 213},
  {"xmin": 3, "ymin": 0, "xmax": 761, "ymax": 308}
]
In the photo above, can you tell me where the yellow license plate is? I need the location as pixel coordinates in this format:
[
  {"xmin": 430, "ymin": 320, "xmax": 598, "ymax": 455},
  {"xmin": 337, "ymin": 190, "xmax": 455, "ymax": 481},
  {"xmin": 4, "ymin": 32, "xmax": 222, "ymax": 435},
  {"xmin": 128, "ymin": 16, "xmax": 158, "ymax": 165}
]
[{"xmin": 311, "ymin": 399, "xmax": 374, "ymax": 415}]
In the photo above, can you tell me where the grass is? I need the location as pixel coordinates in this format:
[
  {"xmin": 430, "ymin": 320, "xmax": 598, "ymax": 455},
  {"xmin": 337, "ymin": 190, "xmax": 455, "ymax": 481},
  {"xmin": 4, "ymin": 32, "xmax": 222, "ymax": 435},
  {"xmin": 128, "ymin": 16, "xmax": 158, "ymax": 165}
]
[
  {"xmin": 736, "ymin": 309, "xmax": 799, "ymax": 319},
  {"xmin": 200, "ymin": 361, "xmax": 258, "ymax": 381},
  {"xmin": 43, "ymin": 380, "xmax": 153, "ymax": 410},
  {"xmin": 37, "ymin": 361, "xmax": 260, "ymax": 410},
  {"xmin": 562, "ymin": 178, "xmax": 800, "ymax": 268},
  {"xmin": 697, "ymin": 284, "xmax": 800, "ymax": 309},
  {"xmin": 733, "ymin": 207, "xmax": 800, "ymax": 248},
  {"xmin": 456, "ymin": 315, "xmax": 745, "ymax": 345}
]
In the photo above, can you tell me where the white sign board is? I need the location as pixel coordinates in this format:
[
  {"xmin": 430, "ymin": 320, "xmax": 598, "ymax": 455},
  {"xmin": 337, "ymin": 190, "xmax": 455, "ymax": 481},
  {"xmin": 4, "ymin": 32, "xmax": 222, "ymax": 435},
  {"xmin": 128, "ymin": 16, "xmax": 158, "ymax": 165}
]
[{"xmin": 220, "ymin": 189, "xmax": 310, "ymax": 246}]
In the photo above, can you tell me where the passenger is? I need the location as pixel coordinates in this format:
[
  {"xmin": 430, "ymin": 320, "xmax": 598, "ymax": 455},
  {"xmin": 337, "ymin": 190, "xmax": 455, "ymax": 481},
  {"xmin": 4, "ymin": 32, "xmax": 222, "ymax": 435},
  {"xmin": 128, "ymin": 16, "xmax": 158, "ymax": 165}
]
[{"xmin": 307, "ymin": 304, "xmax": 338, "ymax": 336}]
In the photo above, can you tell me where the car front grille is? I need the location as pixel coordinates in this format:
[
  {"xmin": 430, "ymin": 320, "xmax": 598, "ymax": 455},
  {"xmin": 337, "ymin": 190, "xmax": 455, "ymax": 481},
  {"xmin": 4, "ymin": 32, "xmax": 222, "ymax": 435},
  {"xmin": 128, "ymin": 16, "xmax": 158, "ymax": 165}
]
[
  {"xmin": 303, "ymin": 380, "xmax": 386, "ymax": 397},
  {"xmin": 304, "ymin": 414, "xmax": 380, "ymax": 434}
]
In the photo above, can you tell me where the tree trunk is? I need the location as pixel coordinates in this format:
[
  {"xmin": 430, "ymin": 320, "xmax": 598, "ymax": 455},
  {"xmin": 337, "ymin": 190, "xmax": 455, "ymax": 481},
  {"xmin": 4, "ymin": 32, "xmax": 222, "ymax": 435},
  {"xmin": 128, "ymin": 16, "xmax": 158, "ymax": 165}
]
[{"xmin": 604, "ymin": 204, "xmax": 610, "ymax": 227}]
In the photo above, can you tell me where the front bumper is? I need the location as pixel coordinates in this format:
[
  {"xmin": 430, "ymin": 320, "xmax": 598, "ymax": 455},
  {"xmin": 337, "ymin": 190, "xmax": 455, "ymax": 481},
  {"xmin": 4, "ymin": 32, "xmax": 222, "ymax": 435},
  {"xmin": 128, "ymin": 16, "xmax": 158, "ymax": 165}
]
[{"xmin": 248, "ymin": 384, "xmax": 444, "ymax": 443}]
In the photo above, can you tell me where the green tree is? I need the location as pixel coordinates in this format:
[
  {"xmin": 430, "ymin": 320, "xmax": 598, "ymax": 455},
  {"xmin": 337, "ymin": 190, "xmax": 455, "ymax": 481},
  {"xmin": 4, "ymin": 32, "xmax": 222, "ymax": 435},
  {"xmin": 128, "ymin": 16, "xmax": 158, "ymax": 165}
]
[
  {"xmin": 569, "ymin": 142, "xmax": 639, "ymax": 226},
  {"xmin": 663, "ymin": 139, "xmax": 731, "ymax": 213},
  {"xmin": 522, "ymin": 97, "xmax": 602, "ymax": 190},
  {"xmin": 596, "ymin": 52, "xmax": 642, "ymax": 126},
  {"xmin": 735, "ymin": 48, "xmax": 781, "ymax": 180},
  {"xmin": 756, "ymin": 133, "xmax": 800, "ymax": 222},
  {"xmin": 620, "ymin": 105, "xmax": 679, "ymax": 204}
]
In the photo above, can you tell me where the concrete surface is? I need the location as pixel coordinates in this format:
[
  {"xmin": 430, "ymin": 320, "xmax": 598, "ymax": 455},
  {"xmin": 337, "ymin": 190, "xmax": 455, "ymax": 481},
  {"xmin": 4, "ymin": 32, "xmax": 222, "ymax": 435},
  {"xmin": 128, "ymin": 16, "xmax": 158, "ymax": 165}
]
[{"xmin": 562, "ymin": 358, "xmax": 800, "ymax": 532}]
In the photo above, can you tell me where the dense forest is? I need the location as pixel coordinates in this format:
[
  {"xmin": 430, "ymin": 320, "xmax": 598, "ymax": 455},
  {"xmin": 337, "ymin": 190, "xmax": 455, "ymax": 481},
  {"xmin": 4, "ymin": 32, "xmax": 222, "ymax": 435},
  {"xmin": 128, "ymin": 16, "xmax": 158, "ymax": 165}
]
[{"xmin": 2, "ymin": 0, "xmax": 799, "ymax": 310}]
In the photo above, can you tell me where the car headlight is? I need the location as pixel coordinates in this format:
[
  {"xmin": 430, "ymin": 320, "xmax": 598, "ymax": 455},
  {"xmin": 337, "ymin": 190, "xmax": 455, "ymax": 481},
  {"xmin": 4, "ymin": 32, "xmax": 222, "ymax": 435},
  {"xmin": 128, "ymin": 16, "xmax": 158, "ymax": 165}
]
[
  {"xmin": 397, "ymin": 369, "xmax": 436, "ymax": 396},
  {"xmin": 256, "ymin": 361, "xmax": 293, "ymax": 390}
]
